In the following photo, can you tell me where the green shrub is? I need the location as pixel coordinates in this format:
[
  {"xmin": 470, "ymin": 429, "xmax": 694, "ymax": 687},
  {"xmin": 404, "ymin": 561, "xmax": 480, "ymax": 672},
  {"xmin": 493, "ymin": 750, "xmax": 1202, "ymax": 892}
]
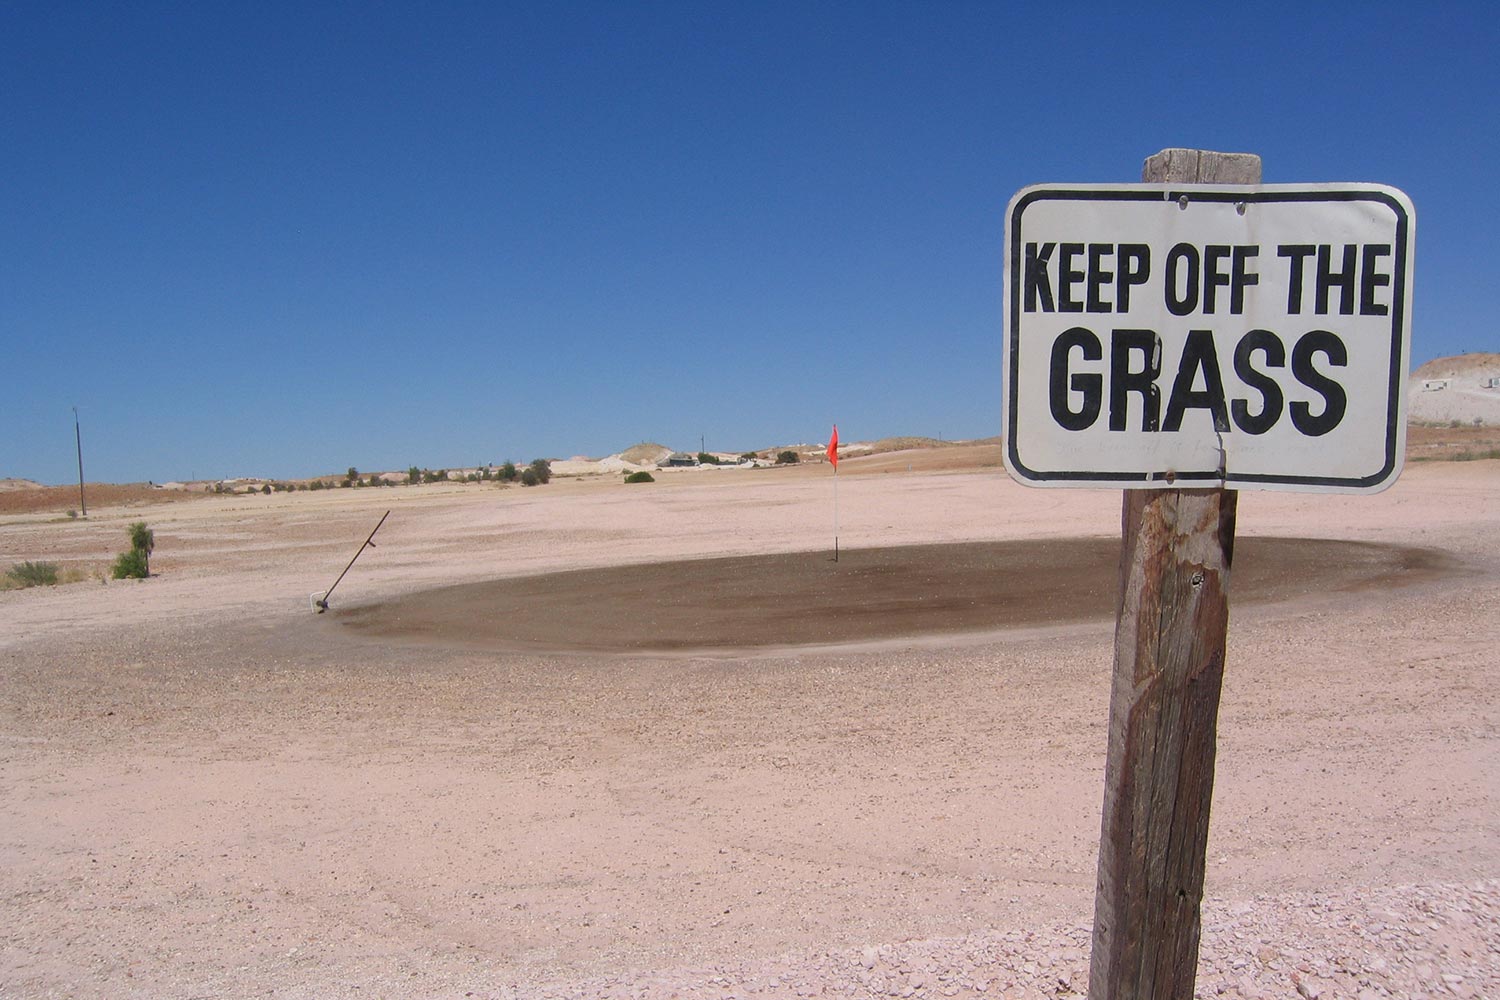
[
  {"xmin": 624, "ymin": 471, "xmax": 655, "ymax": 484},
  {"xmin": 498, "ymin": 462, "xmax": 518, "ymax": 483},
  {"xmin": 528, "ymin": 459, "xmax": 552, "ymax": 484},
  {"xmin": 128, "ymin": 522, "xmax": 154, "ymax": 558},
  {"xmin": 66, "ymin": 509, "xmax": 78, "ymax": 519},
  {"xmin": 776, "ymin": 450, "xmax": 800, "ymax": 464},
  {"xmin": 1453, "ymin": 448, "xmax": 1500, "ymax": 462},
  {"xmin": 112, "ymin": 522, "xmax": 155, "ymax": 579},
  {"xmin": 520, "ymin": 467, "xmax": 540, "ymax": 486},
  {"xmin": 740, "ymin": 452, "xmax": 759, "ymax": 462},
  {"xmin": 6, "ymin": 561, "xmax": 60, "ymax": 588},
  {"xmin": 111, "ymin": 548, "xmax": 149, "ymax": 579},
  {"xmin": 696, "ymin": 451, "xmax": 720, "ymax": 465}
]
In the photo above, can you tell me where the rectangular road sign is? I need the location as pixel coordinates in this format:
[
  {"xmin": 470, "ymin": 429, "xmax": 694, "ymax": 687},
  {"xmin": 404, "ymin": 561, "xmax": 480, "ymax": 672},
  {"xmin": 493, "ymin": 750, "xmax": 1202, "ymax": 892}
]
[{"xmin": 1002, "ymin": 184, "xmax": 1414, "ymax": 492}]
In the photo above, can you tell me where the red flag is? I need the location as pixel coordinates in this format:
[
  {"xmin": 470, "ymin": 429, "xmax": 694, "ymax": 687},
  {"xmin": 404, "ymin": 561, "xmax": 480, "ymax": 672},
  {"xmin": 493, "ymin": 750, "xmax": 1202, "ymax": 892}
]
[{"xmin": 827, "ymin": 424, "xmax": 839, "ymax": 468}]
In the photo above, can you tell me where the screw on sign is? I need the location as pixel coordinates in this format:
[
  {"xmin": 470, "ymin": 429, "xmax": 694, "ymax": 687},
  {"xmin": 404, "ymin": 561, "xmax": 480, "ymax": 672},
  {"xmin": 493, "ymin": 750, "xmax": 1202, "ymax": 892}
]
[{"xmin": 1001, "ymin": 148, "xmax": 1413, "ymax": 1000}]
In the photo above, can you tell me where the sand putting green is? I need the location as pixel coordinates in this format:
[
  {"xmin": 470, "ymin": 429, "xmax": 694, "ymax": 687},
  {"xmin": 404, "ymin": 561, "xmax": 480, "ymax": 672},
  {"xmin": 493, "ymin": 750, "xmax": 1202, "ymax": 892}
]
[{"xmin": 334, "ymin": 537, "xmax": 1452, "ymax": 654}]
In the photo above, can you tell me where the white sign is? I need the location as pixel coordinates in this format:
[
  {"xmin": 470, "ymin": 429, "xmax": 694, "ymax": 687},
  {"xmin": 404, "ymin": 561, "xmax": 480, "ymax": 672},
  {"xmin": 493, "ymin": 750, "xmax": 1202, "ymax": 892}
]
[{"xmin": 1002, "ymin": 184, "xmax": 1414, "ymax": 493}]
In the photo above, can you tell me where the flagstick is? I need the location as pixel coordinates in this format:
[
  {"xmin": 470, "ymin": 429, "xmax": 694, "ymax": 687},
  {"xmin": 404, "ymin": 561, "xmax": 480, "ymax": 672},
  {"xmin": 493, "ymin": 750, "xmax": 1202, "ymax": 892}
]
[{"xmin": 833, "ymin": 464, "xmax": 839, "ymax": 562}]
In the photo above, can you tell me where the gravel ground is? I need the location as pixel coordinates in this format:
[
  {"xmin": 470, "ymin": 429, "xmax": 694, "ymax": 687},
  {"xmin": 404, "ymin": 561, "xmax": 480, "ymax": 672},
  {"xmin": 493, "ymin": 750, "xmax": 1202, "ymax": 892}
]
[
  {"xmin": 2, "ymin": 458, "xmax": 1497, "ymax": 999},
  {"xmin": 503, "ymin": 880, "xmax": 1499, "ymax": 1000}
]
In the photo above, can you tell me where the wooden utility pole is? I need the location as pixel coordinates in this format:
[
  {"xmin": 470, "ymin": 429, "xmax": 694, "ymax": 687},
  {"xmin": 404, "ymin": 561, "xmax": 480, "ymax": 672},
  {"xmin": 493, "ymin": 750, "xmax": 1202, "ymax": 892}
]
[
  {"xmin": 73, "ymin": 406, "xmax": 87, "ymax": 517},
  {"xmin": 1087, "ymin": 149, "xmax": 1261, "ymax": 1000}
]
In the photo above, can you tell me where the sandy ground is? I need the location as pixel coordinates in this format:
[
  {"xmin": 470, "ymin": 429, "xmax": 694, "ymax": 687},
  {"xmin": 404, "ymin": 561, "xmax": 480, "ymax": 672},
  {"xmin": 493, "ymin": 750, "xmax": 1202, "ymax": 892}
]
[{"xmin": 2, "ymin": 458, "xmax": 1498, "ymax": 998}]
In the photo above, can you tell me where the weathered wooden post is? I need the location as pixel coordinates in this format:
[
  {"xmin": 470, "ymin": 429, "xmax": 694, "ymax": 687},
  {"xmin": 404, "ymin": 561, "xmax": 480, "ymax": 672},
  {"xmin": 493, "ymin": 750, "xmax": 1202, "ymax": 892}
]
[
  {"xmin": 1002, "ymin": 149, "xmax": 1412, "ymax": 1000},
  {"xmin": 1086, "ymin": 149, "xmax": 1259, "ymax": 1000}
]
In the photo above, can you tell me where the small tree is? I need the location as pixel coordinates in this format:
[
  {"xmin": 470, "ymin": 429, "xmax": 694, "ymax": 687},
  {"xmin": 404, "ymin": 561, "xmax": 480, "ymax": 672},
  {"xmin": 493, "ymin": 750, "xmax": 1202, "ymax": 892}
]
[
  {"xmin": 498, "ymin": 462, "xmax": 518, "ymax": 483},
  {"xmin": 520, "ymin": 467, "xmax": 540, "ymax": 486},
  {"xmin": 624, "ymin": 471, "xmax": 655, "ymax": 484},
  {"xmin": 528, "ymin": 459, "xmax": 552, "ymax": 484},
  {"xmin": 407, "ymin": 466, "xmax": 421, "ymax": 485},
  {"xmin": 262, "ymin": 484, "xmax": 272, "ymax": 495},
  {"xmin": 696, "ymin": 451, "xmax": 720, "ymax": 465},
  {"xmin": 113, "ymin": 522, "xmax": 154, "ymax": 579},
  {"xmin": 128, "ymin": 522, "xmax": 154, "ymax": 561},
  {"xmin": 776, "ymin": 450, "xmax": 800, "ymax": 465}
]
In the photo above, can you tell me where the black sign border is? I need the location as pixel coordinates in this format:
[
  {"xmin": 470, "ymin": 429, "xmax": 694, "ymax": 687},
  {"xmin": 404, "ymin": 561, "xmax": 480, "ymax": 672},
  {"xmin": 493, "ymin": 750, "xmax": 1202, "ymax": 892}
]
[{"xmin": 1005, "ymin": 187, "xmax": 1412, "ymax": 490}]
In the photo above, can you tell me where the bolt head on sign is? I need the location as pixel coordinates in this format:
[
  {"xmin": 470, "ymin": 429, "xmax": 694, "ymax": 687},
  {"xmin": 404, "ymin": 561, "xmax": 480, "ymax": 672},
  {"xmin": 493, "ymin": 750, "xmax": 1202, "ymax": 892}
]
[{"xmin": 1002, "ymin": 184, "xmax": 1414, "ymax": 492}]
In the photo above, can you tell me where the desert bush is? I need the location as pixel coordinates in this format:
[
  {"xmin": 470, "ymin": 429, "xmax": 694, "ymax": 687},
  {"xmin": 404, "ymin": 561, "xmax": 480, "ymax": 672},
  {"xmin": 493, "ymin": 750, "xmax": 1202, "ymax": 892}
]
[
  {"xmin": 111, "ymin": 522, "xmax": 155, "ymax": 579},
  {"xmin": 520, "ymin": 467, "xmax": 540, "ymax": 486},
  {"xmin": 776, "ymin": 450, "xmax": 800, "ymax": 464},
  {"xmin": 6, "ymin": 561, "xmax": 60, "ymax": 588},
  {"xmin": 528, "ymin": 459, "xmax": 552, "ymax": 484},
  {"xmin": 407, "ymin": 466, "xmax": 421, "ymax": 484},
  {"xmin": 740, "ymin": 452, "xmax": 759, "ymax": 462},
  {"xmin": 111, "ymin": 548, "xmax": 148, "ymax": 579},
  {"xmin": 624, "ymin": 471, "xmax": 655, "ymax": 484},
  {"xmin": 697, "ymin": 452, "xmax": 720, "ymax": 465},
  {"xmin": 262, "ymin": 484, "xmax": 273, "ymax": 494},
  {"xmin": 66, "ymin": 509, "xmax": 78, "ymax": 519},
  {"xmin": 1453, "ymin": 448, "xmax": 1500, "ymax": 462},
  {"xmin": 498, "ymin": 462, "xmax": 518, "ymax": 483}
]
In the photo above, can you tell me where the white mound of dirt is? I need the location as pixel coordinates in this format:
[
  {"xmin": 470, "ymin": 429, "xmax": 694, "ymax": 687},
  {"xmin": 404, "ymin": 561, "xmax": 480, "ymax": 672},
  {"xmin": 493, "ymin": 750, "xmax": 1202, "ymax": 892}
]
[
  {"xmin": 619, "ymin": 442, "xmax": 673, "ymax": 465},
  {"xmin": 1408, "ymin": 353, "xmax": 1500, "ymax": 425}
]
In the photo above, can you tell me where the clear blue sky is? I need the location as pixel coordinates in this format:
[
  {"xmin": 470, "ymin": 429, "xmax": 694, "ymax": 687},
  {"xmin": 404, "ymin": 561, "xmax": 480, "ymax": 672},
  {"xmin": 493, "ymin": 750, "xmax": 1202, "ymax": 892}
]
[{"xmin": 3, "ymin": 2, "xmax": 1495, "ymax": 483}]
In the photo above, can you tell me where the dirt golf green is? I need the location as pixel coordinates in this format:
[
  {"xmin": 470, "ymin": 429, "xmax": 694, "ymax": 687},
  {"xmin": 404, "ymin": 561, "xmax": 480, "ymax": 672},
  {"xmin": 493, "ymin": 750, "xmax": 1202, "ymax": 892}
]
[{"xmin": 333, "ymin": 536, "xmax": 1452, "ymax": 654}]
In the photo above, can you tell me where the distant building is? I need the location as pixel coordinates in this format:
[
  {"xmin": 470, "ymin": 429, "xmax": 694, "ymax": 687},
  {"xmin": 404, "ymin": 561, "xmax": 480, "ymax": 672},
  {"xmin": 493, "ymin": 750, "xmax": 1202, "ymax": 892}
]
[
  {"xmin": 1422, "ymin": 379, "xmax": 1451, "ymax": 391},
  {"xmin": 662, "ymin": 452, "xmax": 697, "ymax": 467}
]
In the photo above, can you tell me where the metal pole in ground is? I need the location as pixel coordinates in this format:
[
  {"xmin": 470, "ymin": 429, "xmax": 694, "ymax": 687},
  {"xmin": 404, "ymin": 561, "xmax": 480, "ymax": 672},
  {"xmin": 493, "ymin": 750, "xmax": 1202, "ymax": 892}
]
[{"xmin": 314, "ymin": 509, "xmax": 391, "ymax": 612}]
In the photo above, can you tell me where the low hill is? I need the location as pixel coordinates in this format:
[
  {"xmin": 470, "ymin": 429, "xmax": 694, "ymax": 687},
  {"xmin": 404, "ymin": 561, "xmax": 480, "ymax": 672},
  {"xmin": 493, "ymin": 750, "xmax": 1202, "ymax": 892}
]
[
  {"xmin": 619, "ymin": 442, "xmax": 673, "ymax": 465},
  {"xmin": 1408, "ymin": 353, "xmax": 1500, "ymax": 426},
  {"xmin": 0, "ymin": 482, "xmax": 199, "ymax": 516}
]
